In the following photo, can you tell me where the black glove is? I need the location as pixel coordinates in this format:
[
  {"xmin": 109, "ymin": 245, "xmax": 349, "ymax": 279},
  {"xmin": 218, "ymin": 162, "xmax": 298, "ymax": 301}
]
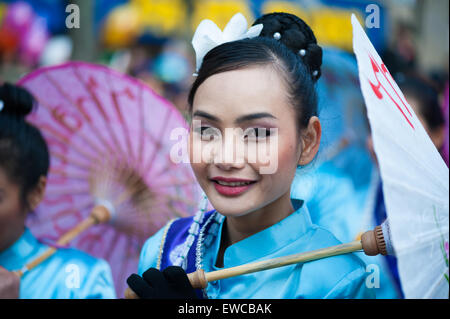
[{"xmin": 127, "ymin": 266, "xmax": 198, "ymax": 299}]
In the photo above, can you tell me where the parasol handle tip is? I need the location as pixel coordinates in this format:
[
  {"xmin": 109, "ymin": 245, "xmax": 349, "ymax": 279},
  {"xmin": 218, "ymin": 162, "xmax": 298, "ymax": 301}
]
[
  {"xmin": 124, "ymin": 287, "xmax": 139, "ymax": 299},
  {"xmin": 187, "ymin": 269, "xmax": 208, "ymax": 289},
  {"xmin": 361, "ymin": 225, "xmax": 388, "ymax": 256},
  {"xmin": 91, "ymin": 205, "xmax": 111, "ymax": 224}
]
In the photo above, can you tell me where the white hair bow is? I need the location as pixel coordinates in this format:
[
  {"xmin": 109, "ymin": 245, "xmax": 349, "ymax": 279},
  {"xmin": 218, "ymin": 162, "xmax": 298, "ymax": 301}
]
[{"xmin": 192, "ymin": 13, "xmax": 263, "ymax": 73}]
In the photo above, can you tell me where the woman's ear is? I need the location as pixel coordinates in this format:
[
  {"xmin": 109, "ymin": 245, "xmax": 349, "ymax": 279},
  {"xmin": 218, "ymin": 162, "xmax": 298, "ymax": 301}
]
[
  {"xmin": 27, "ymin": 176, "xmax": 47, "ymax": 212},
  {"xmin": 298, "ymin": 116, "xmax": 321, "ymax": 166}
]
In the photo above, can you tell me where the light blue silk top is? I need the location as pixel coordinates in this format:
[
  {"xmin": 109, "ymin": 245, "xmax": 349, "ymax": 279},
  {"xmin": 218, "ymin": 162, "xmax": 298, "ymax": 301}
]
[
  {"xmin": 138, "ymin": 199, "xmax": 375, "ymax": 299},
  {"xmin": 0, "ymin": 228, "xmax": 116, "ymax": 299}
]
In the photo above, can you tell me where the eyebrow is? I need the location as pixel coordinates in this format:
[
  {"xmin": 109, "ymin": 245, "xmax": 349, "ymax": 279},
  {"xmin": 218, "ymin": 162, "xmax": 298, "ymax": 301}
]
[{"xmin": 192, "ymin": 110, "xmax": 277, "ymax": 124}]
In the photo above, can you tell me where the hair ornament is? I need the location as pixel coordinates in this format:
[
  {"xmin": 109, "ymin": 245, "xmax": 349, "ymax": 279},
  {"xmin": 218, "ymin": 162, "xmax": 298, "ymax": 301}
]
[
  {"xmin": 192, "ymin": 13, "xmax": 263, "ymax": 73},
  {"xmin": 299, "ymin": 49, "xmax": 306, "ymax": 56},
  {"xmin": 273, "ymin": 32, "xmax": 281, "ymax": 40}
]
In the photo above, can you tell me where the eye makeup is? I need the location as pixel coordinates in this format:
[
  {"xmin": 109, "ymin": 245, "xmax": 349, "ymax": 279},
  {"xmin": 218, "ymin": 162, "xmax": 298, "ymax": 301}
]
[
  {"xmin": 192, "ymin": 109, "xmax": 279, "ymax": 143},
  {"xmin": 242, "ymin": 127, "xmax": 274, "ymax": 141},
  {"xmin": 193, "ymin": 124, "xmax": 221, "ymax": 142},
  {"xmin": 234, "ymin": 112, "xmax": 277, "ymax": 124},
  {"xmin": 192, "ymin": 110, "xmax": 278, "ymax": 125},
  {"xmin": 192, "ymin": 110, "xmax": 221, "ymax": 123}
]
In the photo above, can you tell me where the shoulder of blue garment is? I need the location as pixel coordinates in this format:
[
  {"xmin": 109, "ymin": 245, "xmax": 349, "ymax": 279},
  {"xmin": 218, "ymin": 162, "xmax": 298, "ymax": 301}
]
[
  {"xmin": 20, "ymin": 246, "xmax": 116, "ymax": 298},
  {"xmin": 297, "ymin": 225, "xmax": 369, "ymax": 294}
]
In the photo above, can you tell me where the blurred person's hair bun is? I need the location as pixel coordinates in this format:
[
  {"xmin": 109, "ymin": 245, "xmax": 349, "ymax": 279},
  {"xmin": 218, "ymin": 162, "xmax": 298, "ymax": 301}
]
[
  {"xmin": 0, "ymin": 82, "xmax": 36, "ymax": 118},
  {"xmin": 0, "ymin": 82, "xmax": 48, "ymax": 212},
  {"xmin": 253, "ymin": 12, "xmax": 323, "ymax": 80}
]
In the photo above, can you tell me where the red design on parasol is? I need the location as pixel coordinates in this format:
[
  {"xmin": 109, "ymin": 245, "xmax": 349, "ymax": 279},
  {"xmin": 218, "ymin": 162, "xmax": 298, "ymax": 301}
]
[{"xmin": 367, "ymin": 53, "xmax": 415, "ymax": 130}]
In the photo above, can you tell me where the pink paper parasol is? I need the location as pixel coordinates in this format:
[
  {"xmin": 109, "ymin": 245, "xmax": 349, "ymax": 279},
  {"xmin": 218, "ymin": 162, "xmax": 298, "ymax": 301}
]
[{"xmin": 18, "ymin": 62, "xmax": 205, "ymax": 297}]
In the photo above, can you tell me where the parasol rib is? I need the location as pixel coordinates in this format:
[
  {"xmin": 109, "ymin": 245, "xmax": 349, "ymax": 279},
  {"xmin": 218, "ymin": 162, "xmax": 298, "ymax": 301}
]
[
  {"xmin": 49, "ymin": 169, "xmax": 89, "ymax": 182},
  {"xmin": 38, "ymin": 121, "xmax": 103, "ymax": 166},
  {"xmin": 50, "ymin": 151, "xmax": 92, "ymax": 171},
  {"xmin": 142, "ymin": 108, "xmax": 173, "ymax": 175},
  {"xmin": 33, "ymin": 199, "xmax": 92, "ymax": 224},
  {"xmin": 106, "ymin": 72, "xmax": 136, "ymax": 162},
  {"xmin": 156, "ymin": 179, "xmax": 198, "ymax": 188},
  {"xmin": 137, "ymin": 86, "xmax": 145, "ymax": 171}
]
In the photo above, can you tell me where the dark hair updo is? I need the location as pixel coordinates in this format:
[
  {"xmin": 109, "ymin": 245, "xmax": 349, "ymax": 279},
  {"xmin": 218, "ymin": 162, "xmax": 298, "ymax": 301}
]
[
  {"xmin": 0, "ymin": 82, "xmax": 50, "ymax": 211},
  {"xmin": 188, "ymin": 12, "xmax": 323, "ymax": 130}
]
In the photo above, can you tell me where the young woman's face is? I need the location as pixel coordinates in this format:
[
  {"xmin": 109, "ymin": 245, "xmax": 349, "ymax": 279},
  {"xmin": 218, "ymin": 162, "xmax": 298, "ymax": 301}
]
[
  {"xmin": 189, "ymin": 66, "xmax": 305, "ymax": 217},
  {"xmin": 0, "ymin": 167, "xmax": 26, "ymax": 251}
]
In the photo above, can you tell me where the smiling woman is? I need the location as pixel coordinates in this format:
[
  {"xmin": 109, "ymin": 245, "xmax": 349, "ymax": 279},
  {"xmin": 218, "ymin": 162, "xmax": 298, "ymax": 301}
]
[
  {"xmin": 189, "ymin": 66, "xmax": 312, "ymax": 227},
  {"xmin": 128, "ymin": 12, "xmax": 375, "ymax": 299}
]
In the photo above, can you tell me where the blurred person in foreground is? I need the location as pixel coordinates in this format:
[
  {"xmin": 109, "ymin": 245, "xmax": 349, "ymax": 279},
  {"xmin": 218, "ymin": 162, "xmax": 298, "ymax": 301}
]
[{"xmin": 0, "ymin": 83, "xmax": 116, "ymax": 299}]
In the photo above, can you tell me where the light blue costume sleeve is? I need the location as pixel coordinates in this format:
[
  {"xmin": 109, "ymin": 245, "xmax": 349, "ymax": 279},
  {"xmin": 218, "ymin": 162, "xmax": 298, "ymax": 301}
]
[
  {"xmin": 0, "ymin": 229, "xmax": 116, "ymax": 299},
  {"xmin": 137, "ymin": 226, "xmax": 165, "ymax": 276},
  {"xmin": 294, "ymin": 227, "xmax": 375, "ymax": 299},
  {"xmin": 38, "ymin": 248, "xmax": 117, "ymax": 299},
  {"xmin": 80, "ymin": 258, "xmax": 116, "ymax": 299}
]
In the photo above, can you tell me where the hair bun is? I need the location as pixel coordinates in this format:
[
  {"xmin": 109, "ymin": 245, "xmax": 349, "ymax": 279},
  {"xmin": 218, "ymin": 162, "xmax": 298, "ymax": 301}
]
[
  {"xmin": 253, "ymin": 12, "xmax": 323, "ymax": 80},
  {"xmin": 0, "ymin": 82, "xmax": 35, "ymax": 118}
]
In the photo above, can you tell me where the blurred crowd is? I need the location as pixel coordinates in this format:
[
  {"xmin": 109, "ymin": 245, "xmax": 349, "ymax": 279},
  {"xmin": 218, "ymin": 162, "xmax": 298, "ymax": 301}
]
[{"xmin": 0, "ymin": 1, "xmax": 447, "ymax": 116}]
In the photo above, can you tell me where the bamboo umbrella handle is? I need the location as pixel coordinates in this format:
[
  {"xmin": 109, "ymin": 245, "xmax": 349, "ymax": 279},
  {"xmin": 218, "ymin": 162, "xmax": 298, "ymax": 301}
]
[
  {"xmin": 14, "ymin": 205, "xmax": 110, "ymax": 277},
  {"xmin": 124, "ymin": 225, "xmax": 388, "ymax": 299}
]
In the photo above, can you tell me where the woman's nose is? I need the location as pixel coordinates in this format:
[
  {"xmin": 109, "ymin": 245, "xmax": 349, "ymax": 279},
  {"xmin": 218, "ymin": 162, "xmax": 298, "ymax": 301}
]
[
  {"xmin": 214, "ymin": 160, "xmax": 245, "ymax": 171},
  {"xmin": 213, "ymin": 129, "xmax": 245, "ymax": 170}
]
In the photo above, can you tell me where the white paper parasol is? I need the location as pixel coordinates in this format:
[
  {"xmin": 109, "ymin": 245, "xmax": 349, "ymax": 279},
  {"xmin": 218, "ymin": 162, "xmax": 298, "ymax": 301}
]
[{"xmin": 351, "ymin": 14, "xmax": 449, "ymax": 298}]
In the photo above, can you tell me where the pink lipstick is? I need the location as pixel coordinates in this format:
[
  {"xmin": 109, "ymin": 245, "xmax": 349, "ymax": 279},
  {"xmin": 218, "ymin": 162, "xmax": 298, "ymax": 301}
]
[{"xmin": 210, "ymin": 176, "xmax": 257, "ymax": 196}]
